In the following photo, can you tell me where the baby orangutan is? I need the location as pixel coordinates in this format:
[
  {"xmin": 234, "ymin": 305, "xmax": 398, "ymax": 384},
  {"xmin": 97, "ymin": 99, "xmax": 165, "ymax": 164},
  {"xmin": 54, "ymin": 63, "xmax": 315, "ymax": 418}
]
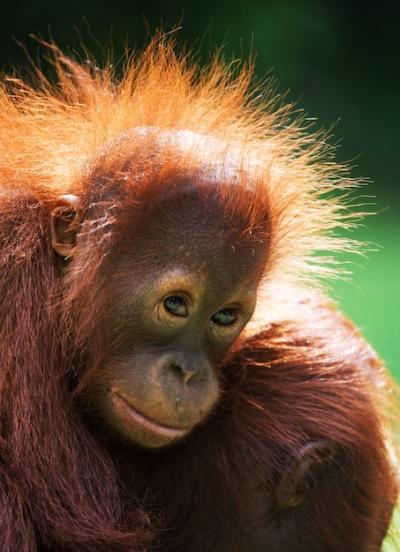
[{"xmin": 0, "ymin": 38, "xmax": 398, "ymax": 552}]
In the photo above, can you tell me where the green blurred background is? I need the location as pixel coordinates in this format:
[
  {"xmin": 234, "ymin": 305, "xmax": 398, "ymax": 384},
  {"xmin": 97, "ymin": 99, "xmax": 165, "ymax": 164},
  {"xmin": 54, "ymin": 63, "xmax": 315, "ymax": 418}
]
[{"xmin": 1, "ymin": 1, "xmax": 398, "ymax": 380}]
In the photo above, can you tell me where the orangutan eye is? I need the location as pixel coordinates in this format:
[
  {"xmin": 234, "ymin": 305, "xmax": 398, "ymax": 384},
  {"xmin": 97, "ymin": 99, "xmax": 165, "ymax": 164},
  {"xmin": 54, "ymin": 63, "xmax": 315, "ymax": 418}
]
[
  {"xmin": 163, "ymin": 296, "xmax": 188, "ymax": 317},
  {"xmin": 211, "ymin": 309, "xmax": 237, "ymax": 326}
]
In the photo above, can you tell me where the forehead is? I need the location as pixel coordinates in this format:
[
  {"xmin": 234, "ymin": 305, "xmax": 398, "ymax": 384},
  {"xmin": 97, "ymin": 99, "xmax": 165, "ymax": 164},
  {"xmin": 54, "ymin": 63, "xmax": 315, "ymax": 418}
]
[{"xmin": 112, "ymin": 184, "xmax": 269, "ymax": 282}]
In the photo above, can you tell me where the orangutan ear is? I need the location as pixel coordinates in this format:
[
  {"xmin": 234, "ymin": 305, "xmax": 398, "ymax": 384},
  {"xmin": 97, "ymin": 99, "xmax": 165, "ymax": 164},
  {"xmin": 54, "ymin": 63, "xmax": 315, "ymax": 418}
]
[{"xmin": 50, "ymin": 195, "xmax": 82, "ymax": 257}]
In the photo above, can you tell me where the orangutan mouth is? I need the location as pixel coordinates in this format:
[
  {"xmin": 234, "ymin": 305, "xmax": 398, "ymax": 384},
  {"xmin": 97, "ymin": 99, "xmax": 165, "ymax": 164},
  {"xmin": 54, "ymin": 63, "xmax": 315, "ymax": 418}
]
[{"xmin": 110, "ymin": 388, "xmax": 192, "ymax": 439}]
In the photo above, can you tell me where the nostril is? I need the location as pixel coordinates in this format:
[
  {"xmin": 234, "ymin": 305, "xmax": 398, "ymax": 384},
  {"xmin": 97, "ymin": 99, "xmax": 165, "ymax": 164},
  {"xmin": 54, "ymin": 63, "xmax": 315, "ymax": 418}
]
[
  {"xmin": 169, "ymin": 361, "xmax": 196, "ymax": 384},
  {"xmin": 170, "ymin": 362, "xmax": 185, "ymax": 378}
]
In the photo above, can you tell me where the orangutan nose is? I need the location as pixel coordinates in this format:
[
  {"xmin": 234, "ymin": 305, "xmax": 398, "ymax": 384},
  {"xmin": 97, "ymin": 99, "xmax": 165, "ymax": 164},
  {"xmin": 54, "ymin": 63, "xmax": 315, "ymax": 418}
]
[{"xmin": 167, "ymin": 352, "xmax": 211, "ymax": 384}]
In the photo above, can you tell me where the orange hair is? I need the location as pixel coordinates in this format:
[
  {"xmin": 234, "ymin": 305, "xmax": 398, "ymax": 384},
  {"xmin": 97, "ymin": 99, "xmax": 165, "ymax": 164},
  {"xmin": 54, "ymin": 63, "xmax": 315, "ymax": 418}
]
[{"xmin": 0, "ymin": 35, "xmax": 362, "ymax": 292}]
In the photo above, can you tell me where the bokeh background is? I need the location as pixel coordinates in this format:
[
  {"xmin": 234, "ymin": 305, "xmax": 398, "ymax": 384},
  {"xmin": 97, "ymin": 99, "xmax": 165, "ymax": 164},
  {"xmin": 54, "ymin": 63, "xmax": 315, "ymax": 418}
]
[
  {"xmin": 2, "ymin": 2, "xmax": 398, "ymax": 380},
  {"xmin": 1, "ymin": 0, "xmax": 399, "ymax": 548}
]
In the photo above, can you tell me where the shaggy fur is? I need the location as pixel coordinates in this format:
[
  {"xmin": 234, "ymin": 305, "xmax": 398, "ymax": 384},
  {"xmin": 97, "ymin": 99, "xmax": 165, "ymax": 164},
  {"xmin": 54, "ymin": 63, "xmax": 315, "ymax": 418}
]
[{"xmin": 0, "ymin": 36, "xmax": 398, "ymax": 551}]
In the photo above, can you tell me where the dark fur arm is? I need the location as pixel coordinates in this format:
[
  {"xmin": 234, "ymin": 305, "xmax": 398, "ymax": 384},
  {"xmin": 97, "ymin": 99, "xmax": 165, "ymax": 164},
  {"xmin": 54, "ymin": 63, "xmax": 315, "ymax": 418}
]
[{"xmin": 222, "ymin": 308, "xmax": 399, "ymax": 551}]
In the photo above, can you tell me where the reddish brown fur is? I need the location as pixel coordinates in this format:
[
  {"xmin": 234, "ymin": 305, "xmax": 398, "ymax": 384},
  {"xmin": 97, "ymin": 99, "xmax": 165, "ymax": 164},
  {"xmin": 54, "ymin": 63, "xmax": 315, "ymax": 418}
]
[{"xmin": 0, "ymin": 37, "xmax": 398, "ymax": 551}]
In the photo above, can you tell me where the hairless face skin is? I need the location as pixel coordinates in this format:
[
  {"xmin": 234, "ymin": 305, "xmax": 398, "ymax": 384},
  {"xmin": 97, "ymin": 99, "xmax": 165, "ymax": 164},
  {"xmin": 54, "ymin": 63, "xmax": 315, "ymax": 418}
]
[{"xmin": 52, "ymin": 185, "xmax": 269, "ymax": 449}]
